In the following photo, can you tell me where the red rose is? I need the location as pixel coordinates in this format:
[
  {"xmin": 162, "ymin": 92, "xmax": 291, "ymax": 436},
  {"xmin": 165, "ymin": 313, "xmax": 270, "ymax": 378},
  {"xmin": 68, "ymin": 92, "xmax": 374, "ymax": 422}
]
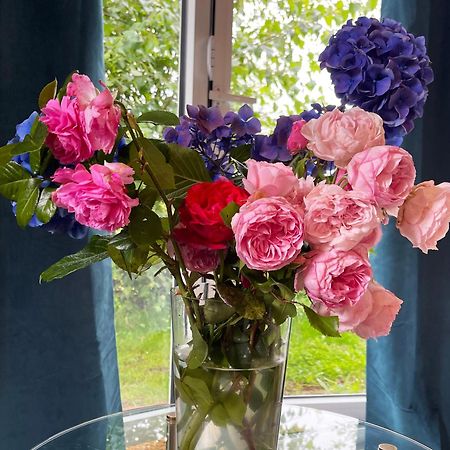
[{"xmin": 173, "ymin": 179, "xmax": 249, "ymax": 250}]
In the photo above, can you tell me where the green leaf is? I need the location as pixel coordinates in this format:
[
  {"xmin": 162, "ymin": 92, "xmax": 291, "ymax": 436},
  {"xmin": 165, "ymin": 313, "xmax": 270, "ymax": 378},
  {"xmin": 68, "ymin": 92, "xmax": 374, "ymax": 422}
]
[
  {"xmin": 40, "ymin": 235, "xmax": 110, "ymax": 282},
  {"xmin": 38, "ymin": 79, "xmax": 58, "ymax": 109},
  {"xmin": 203, "ymin": 299, "xmax": 235, "ymax": 324},
  {"xmin": 57, "ymin": 71, "xmax": 77, "ymax": 100},
  {"xmin": 0, "ymin": 161, "xmax": 31, "ymax": 183},
  {"xmin": 132, "ymin": 138, "xmax": 175, "ymax": 190},
  {"xmin": 303, "ymin": 305, "xmax": 341, "ymax": 337},
  {"xmin": 0, "ymin": 144, "xmax": 13, "ymax": 166},
  {"xmin": 139, "ymin": 187, "xmax": 158, "ymax": 208},
  {"xmin": 29, "ymin": 149, "xmax": 42, "ymax": 173},
  {"xmin": 35, "ymin": 187, "xmax": 57, "ymax": 223},
  {"xmin": 174, "ymin": 378, "xmax": 195, "ymax": 405},
  {"xmin": 182, "ymin": 375, "xmax": 213, "ymax": 411},
  {"xmin": 217, "ymin": 282, "xmax": 266, "ymax": 320},
  {"xmin": 128, "ymin": 204, "xmax": 163, "ymax": 246},
  {"xmin": 221, "ymin": 392, "xmax": 246, "ymax": 426},
  {"xmin": 137, "ymin": 110, "xmax": 179, "ymax": 126},
  {"xmin": 187, "ymin": 324, "xmax": 208, "ymax": 369},
  {"xmin": 108, "ymin": 230, "xmax": 136, "ymax": 251},
  {"xmin": 209, "ymin": 403, "xmax": 229, "ymax": 427},
  {"xmin": 30, "ymin": 118, "xmax": 48, "ymax": 148},
  {"xmin": 271, "ymin": 299, "xmax": 297, "ymax": 325},
  {"xmin": 230, "ymin": 144, "xmax": 251, "ymax": 163},
  {"xmin": 107, "ymin": 233, "xmax": 151, "ymax": 275},
  {"xmin": 2, "ymin": 118, "xmax": 48, "ymax": 163},
  {"xmin": 220, "ymin": 201, "xmax": 239, "ymax": 227},
  {"xmin": 15, "ymin": 179, "xmax": 41, "ymax": 228},
  {"xmin": 0, "ymin": 162, "xmax": 33, "ymax": 201},
  {"xmin": 167, "ymin": 144, "xmax": 211, "ymax": 198}
]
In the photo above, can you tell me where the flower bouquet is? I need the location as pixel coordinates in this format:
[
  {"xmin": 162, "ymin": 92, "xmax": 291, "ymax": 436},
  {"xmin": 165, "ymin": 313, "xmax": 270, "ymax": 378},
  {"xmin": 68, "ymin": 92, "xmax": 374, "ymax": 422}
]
[{"xmin": 0, "ymin": 16, "xmax": 442, "ymax": 450}]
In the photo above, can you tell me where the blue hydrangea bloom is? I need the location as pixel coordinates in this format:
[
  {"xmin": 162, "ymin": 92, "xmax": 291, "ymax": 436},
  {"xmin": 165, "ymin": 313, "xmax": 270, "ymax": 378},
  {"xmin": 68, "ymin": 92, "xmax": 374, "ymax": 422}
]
[
  {"xmin": 8, "ymin": 111, "xmax": 39, "ymax": 145},
  {"xmin": 164, "ymin": 104, "xmax": 261, "ymax": 179},
  {"xmin": 320, "ymin": 17, "xmax": 434, "ymax": 145}
]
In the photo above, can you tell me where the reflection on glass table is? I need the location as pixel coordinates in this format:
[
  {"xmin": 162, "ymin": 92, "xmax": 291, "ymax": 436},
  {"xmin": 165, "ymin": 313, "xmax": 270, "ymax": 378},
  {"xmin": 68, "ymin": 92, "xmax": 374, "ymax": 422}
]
[{"xmin": 32, "ymin": 404, "xmax": 430, "ymax": 450}]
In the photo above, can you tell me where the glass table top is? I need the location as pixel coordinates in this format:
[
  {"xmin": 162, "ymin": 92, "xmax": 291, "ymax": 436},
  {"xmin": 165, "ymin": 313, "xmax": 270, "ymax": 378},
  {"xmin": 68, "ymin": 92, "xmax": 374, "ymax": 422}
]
[{"xmin": 32, "ymin": 404, "xmax": 430, "ymax": 450}]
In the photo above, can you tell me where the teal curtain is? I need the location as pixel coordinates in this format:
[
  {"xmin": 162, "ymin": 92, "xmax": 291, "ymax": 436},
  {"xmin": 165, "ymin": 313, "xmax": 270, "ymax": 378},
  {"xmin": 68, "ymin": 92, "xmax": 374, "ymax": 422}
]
[
  {"xmin": 0, "ymin": 1, "xmax": 121, "ymax": 449},
  {"xmin": 368, "ymin": 1, "xmax": 450, "ymax": 448}
]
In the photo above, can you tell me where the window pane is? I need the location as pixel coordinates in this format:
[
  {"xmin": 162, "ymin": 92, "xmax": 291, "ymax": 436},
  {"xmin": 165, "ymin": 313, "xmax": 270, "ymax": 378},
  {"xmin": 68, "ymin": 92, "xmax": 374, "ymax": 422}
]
[
  {"xmin": 231, "ymin": 0, "xmax": 381, "ymax": 395},
  {"xmin": 104, "ymin": 0, "xmax": 180, "ymax": 409}
]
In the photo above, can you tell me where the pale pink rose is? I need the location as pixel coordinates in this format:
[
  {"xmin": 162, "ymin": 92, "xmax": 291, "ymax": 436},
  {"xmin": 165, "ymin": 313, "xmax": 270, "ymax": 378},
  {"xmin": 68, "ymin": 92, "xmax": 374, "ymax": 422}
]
[
  {"xmin": 41, "ymin": 73, "xmax": 121, "ymax": 164},
  {"xmin": 397, "ymin": 181, "xmax": 450, "ymax": 253},
  {"xmin": 41, "ymin": 97, "xmax": 93, "ymax": 164},
  {"xmin": 287, "ymin": 120, "xmax": 308, "ymax": 155},
  {"xmin": 347, "ymin": 145, "xmax": 416, "ymax": 215},
  {"xmin": 359, "ymin": 224, "xmax": 382, "ymax": 249},
  {"xmin": 287, "ymin": 176, "xmax": 315, "ymax": 212},
  {"xmin": 52, "ymin": 163, "xmax": 139, "ymax": 232},
  {"xmin": 303, "ymin": 183, "xmax": 380, "ymax": 250},
  {"xmin": 301, "ymin": 107, "xmax": 385, "ymax": 168},
  {"xmin": 179, "ymin": 242, "xmax": 220, "ymax": 273},
  {"xmin": 352, "ymin": 282, "xmax": 403, "ymax": 339},
  {"xmin": 231, "ymin": 197, "xmax": 304, "ymax": 271},
  {"xmin": 312, "ymin": 281, "xmax": 402, "ymax": 338},
  {"xmin": 298, "ymin": 248, "xmax": 372, "ymax": 308},
  {"xmin": 243, "ymin": 160, "xmax": 299, "ymax": 199}
]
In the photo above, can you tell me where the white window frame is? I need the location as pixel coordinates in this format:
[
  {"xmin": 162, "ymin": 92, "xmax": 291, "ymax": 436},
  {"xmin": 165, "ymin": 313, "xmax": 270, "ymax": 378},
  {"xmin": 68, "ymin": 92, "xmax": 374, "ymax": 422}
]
[{"xmin": 176, "ymin": 0, "xmax": 366, "ymax": 420}]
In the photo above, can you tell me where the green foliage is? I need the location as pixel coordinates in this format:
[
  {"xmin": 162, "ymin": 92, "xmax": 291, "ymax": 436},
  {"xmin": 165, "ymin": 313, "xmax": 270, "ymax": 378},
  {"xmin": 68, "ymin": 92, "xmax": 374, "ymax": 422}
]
[
  {"xmin": 166, "ymin": 144, "xmax": 212, "ymax": 198},
  {"xmin": 128, "ymin": 204, "xmax": 163, "ymax": 246},
  {"xmin": 217, "ymin": 282, "xmax": 266, "ymax": 320},
  {"xmin": 187, "ymin": 324, "xmax": 209, "ymax": 369},
  {"xmin": 104, "ymin": 0, "xmax": 180, "ymax": 115},
  {"xmin": 40, "ymin": 235, "xmax": 110, "ymax": 282},
  {"xmin": 35, "ymin": 188, "xmax": 57, "ymax": 223},
  {"xmin": 137, "ymin": 110, "xmax": 180, "ymax": 126},
  {"xmin": 38, "ymin": 79, "xmax": 58, "ymax": 109},
  {"xmin": 220, "ymin": 201, "xmax": 240, "ymax": 227},
  {"xmin": 303, "ymin": 304, "xmax": 341, "ymax": 337}
]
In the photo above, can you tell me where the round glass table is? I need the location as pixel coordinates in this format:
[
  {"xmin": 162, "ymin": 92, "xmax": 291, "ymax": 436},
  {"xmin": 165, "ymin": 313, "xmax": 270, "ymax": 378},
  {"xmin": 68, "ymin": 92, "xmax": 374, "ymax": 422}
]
[{"xmin": 32, "ymin": 404, "xmax": 430, "ymax": 450}]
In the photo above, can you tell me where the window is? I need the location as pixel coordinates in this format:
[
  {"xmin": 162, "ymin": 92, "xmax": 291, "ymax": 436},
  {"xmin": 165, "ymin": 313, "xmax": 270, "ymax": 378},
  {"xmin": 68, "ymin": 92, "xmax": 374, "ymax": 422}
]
[{"xmin": 105, "ymin": 0, "xmax": 380, "ymax": 410}]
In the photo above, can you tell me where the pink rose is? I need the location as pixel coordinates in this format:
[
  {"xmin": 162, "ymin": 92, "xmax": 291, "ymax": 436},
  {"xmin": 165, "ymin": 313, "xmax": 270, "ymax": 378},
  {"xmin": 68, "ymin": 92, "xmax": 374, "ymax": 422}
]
[
  {"xmin": 298, "ymin": 248, "xmax": 372, "ymax": 308},
  {"xmin": 301, "ymin": 107, "xmax": 385, "ymax": 168},
  {"xmin": 231, "ymin": 197, "xmax": 304, "ymax": 271},
  {"xmin": 347, "ymin": 145, "xmax": 416, "ymax": 215},
  {"xmin": 52, "ymin": 163, "xmax": 139, "ymax": 232},
  {"xmin": 397, "ymin": 181, "xmax": 450, "ymax": 253},
  {"xmin": 304, "ymin": 184, "xmax": 380, "ymax": 250},
  {"xmin": 352, "ymin": 282, "xmax": 402, "ymax": 339},
  {"xmin": 243, "ymin": 159, "xmax": 314, "ymax": 210},
  {"xmin": 180, "ymin": 243, "xmax": 220, "ymax": 273},
  {"xmin": 313, "ymin": 281, "xmax": 402, "ymax": 339},
  {"xmin": 41, "ymin": 97, "xmax": 93, "ymax": 164},
  {"xmin": 41, "ymin": 74, "xmax": 121, "ymax": 164},
  {"xmin": 287, "ymin": 120, "xmax": 308, "ymax": 155},
  {"xmin": 243, "ymin": 160, "xmax": 299, "ymax": 199}
]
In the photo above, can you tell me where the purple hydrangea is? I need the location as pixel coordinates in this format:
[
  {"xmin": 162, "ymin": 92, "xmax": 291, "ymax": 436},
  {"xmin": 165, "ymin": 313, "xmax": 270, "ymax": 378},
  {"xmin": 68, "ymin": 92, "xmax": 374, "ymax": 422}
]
[
  {"xmin": 164, "ymin": 104, "xmax": 261, "ymax": 179},
  {"xmin": 320, "ymin": 17, "xmax": 433, "ymax": 145},
  {"xmin": 252, "ymin": 115, "xmax": 301, "ymax": 162}
]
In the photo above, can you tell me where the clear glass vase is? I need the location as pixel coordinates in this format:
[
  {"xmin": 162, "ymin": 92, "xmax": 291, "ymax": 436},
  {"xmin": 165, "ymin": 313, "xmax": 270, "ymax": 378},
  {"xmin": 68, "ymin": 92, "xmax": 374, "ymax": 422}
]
[{"xmin": 171, "ymin": 284, "xmax": 291, "ymax": 450}]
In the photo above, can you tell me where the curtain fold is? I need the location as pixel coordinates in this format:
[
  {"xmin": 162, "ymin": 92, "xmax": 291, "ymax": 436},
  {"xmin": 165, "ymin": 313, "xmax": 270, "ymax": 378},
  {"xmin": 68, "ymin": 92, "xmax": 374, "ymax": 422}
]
[
  {"xmin": 368, "ymin": 1, "xmax": 450, "ymax": 448},
  {"xmin": 0, "ymin": 1, "xmax": 121, "ymax": 449}
]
